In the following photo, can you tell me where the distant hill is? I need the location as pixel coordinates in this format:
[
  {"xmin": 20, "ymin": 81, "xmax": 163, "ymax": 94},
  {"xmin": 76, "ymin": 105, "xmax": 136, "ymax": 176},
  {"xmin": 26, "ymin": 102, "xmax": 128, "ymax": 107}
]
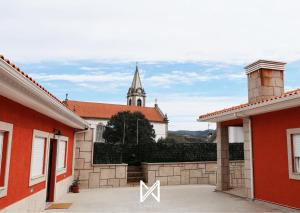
[
  {"xmin": 169, "ymin": 130, "xmax": 214, "ymax": 138},
  {"xmin": 167, "ymin": 129, "xmax": 216, "ymax": 143}
]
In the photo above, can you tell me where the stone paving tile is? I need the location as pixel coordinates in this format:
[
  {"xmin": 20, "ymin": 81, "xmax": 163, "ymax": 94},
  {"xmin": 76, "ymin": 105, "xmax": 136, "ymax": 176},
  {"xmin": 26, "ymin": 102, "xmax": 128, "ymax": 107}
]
[{"xmin": 44, "ymin": 185, "xmax": 293, "ymax": 213}]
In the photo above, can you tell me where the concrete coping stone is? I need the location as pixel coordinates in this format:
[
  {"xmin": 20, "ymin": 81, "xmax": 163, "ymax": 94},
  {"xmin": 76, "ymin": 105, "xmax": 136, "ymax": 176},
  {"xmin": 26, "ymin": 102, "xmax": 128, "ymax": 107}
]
[
  {"xmin": 92, "ymin": 163, "xmax": 128, "ymax": 166},
  {"xmin": 141, "ymin": 160, "xmax": 244, "ymax": 165},
  {"xmin": 141, "ymin": 161, "xmax": 216, "ymax": 165}
]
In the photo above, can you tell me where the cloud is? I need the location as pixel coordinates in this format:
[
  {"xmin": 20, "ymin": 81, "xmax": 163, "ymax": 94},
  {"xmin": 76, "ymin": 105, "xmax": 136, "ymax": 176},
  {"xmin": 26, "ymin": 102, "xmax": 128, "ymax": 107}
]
[
  {"xmin": 2, "ymin": 0, "xmax": 300, "ymax": 63},
  {"xmin": 146, "ymin": 70, "xmax": 245, "ymax": 86},
  {"xmin": 147, "ymin": 94, "xmax": 247, "ymax": 130},
  {"xmin": 29, "ymin": 72, "xmax": 132, "ymax": 83},
  {"xmin": 79, "ymin": 66, "xmax": 101, "ymax": 71}
]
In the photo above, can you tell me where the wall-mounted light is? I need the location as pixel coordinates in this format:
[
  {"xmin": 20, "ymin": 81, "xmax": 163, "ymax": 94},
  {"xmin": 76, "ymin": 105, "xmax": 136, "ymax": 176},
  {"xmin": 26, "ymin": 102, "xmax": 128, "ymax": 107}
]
[{"xmin": 53, "ymin": 129, "xmax": 62, "ymax": 136}]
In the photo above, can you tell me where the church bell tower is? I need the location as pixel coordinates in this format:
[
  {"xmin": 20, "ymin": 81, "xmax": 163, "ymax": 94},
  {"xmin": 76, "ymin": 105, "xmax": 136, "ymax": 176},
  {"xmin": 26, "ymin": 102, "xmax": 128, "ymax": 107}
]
[{"xmin": 127, "ymin": 64, "xmax": 146, "ymax": 107}]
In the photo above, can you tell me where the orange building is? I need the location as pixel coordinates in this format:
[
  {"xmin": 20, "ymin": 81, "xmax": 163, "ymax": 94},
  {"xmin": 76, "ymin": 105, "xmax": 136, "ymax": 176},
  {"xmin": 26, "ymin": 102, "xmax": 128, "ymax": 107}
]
[
  {"xmin": 199, "ymin": 60, "xmax": 300, "ymax": 209},
  {"xmin": 0, "ymin": 55, "xmax": 88, "ymax": 211}
]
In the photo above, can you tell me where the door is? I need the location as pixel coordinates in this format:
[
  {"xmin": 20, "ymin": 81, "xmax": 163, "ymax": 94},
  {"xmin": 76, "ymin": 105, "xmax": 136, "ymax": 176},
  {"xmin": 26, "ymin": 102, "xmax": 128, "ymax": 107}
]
[{"xmin": 46, "ymin": 139, "xmax": 57, "ymax": 202}]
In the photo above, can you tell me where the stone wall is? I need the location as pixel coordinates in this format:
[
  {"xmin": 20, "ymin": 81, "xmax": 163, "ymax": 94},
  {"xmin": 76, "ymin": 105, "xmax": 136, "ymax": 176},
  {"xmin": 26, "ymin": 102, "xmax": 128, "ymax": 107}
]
[
  {"xmin": 74, "ymin": 129, "xmax": 127, "ymax": 188},
  {"xmin": 142, "ymin": 161, "xmax": 244, "ymax": 187},
  {"xmin": 229, "ymin": 160, "xmax": 245, "ymax": 187}
]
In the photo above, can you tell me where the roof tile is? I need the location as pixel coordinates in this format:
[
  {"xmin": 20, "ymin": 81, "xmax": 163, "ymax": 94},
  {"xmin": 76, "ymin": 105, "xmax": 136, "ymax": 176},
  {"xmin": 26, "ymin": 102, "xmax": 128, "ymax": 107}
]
[
  {"xmin": 200, "ymin": 88, "xmax": 300, "ymax": 119},
  {"xmin": 65, "ymin": 100, "xmax": 166, "ymax": 123}
]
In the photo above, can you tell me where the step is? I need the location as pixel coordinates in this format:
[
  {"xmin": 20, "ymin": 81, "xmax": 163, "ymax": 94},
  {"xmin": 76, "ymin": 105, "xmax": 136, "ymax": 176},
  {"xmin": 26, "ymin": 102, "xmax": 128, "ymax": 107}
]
[
  {"xmin": 127, "ymin": 166, "xmax": 143, "ymax": 172},
  {"xmin": 127, "ymin": 171, "xmax": 143, "ymax": 178},
  {"xmin": 127, "ymin": 177, "xmax": 144, "ymax": 183},
  {"xmin": 126, "ymin": 182, "xmax": 141, "ymax": 187}
]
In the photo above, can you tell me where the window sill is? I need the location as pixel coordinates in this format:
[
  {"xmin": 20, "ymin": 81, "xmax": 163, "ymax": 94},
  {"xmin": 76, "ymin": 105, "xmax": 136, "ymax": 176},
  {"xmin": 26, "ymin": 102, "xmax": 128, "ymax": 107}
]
[
  {"xmin": 289, "ymin": 173, "xmax": 300, "ymax": 180},
  {"xmin": 0, "ymin": 187, "xmax": 7, "ymax": 198},
  {"xmin": 29, "ymin": 174, "xmax": 46, "ymax": 186},
  {"xmin": 56, "ymin": 168, "xmax": 67, "ymax": 176}
]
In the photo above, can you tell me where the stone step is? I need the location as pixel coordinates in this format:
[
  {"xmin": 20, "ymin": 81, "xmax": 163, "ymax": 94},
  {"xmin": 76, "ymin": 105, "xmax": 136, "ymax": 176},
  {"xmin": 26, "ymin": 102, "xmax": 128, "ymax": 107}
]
[
  {"xmin": 126, "ymin": 182, "xmax": 141, "ymax": 187},
  {"xmin": 127, "ymin": 177, "xmax": 144, "ymax": 183},
  {"xmin": 127, "ymin": 171, "xmax": 143, "ymax": 178},
  {"xmin": 127, "ymin": 166, "xmax": 142, "ymax": 172}
]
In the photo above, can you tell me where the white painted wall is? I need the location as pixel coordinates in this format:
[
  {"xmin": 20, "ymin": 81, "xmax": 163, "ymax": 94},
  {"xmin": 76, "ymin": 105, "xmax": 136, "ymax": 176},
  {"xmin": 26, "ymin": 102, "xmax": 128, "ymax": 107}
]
[
  {"xmin": 228, "ymin": 127, "xmax": 244, "ymax": 143},
  {"xmin": 152, "ymin": 122, "xmax": 167, "ymax": 141},
  {"xmin": 85, "ymin": 118, "xmax": 167, "ymax": 142}
]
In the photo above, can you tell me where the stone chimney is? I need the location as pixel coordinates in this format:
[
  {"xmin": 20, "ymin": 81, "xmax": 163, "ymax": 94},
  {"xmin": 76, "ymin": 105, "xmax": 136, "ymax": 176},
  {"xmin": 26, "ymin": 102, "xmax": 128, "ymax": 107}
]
[{"xmin": 245, "ymin": 60, "xmax": 286, "ymax": 103}]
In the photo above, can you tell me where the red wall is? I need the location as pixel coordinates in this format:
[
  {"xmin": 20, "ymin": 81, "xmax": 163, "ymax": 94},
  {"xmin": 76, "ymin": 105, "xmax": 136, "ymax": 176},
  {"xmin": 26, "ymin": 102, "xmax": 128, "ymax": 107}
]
[
  {"xmin": 252, "ymin": 106, "xmax": 300, "ymax": 209},
  {"xmin": 0, "ymin": 95, "xmax": 75, "ymax": 209}
]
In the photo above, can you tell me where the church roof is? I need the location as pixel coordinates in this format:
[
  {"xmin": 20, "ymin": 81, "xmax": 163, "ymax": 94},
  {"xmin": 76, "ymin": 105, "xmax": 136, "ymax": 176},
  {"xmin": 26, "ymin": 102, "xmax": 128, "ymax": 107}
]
[
  {"xmin": 64, "ymin": 100, "xmax": 167, "ymax": 123},
  {"xmin": 131, "ymin": 65, "xmax": 143, "ymax": 89}
]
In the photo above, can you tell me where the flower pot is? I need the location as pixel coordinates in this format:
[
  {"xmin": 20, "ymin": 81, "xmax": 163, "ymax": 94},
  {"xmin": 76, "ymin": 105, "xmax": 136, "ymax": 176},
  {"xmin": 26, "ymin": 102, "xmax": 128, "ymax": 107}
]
[{"xmin": 72, "ymin": 185, "xmax": 80, "ymax": 193}]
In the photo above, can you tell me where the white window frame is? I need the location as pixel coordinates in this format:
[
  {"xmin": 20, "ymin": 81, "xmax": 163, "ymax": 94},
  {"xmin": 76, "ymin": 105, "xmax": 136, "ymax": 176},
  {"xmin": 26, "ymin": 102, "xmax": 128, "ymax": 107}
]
[
  {"xmin": 286, "ymin": 128, "xmax": 300, "ymax": 180},
  {"xmin": 0, "ymin": 121, "xmax": 13, "ymax": 198},
  {"xmin": 29, "ymin": 130, "xmax": 49, "ymax": 186},
  {"xmin": 56, "ymin": 135, "xmax": 68, "ymax": 175}
]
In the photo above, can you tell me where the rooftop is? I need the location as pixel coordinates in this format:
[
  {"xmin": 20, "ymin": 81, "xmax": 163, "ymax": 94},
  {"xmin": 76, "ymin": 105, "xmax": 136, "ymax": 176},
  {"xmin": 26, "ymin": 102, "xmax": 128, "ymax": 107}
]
[
  {"xmin": 199, "ymin": 88, "xmax": 300, "ymax": 121},
  {"xmin": 65, "ymin": 100, "xmax": 166, "ymax": 123}
]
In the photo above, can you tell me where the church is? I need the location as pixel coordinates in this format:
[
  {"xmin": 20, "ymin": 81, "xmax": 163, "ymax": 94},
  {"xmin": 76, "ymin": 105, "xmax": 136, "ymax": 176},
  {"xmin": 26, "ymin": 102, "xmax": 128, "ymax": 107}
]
[{"xmin": 64, "ymin": 65, "xmax": 168, "ymax": 142}]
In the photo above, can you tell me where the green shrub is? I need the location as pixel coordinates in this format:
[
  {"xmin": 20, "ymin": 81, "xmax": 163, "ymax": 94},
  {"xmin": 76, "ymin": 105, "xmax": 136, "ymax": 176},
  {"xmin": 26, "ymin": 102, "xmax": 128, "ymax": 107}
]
[{"xmin": 93, "ymin": 142, "xmax": 244, "ymax": 164}]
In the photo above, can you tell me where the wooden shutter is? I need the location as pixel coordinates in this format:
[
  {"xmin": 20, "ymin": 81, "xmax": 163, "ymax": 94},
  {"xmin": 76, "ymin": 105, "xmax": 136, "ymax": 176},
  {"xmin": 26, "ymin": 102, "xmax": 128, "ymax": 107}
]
[
  {"xmin": 57, "ymin": 140, "xmax": 66, "ymax": 170},
  {"xmin": 31, "ymin": 137, "xmax": 46, "ymax": 178}
]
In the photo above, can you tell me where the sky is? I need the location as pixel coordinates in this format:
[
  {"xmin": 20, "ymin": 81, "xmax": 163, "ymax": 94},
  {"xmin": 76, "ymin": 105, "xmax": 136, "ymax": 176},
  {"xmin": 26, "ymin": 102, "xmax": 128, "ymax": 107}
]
[{"xmin": 1, "ymin": 0, "xmax": 300, "ymax": 130}]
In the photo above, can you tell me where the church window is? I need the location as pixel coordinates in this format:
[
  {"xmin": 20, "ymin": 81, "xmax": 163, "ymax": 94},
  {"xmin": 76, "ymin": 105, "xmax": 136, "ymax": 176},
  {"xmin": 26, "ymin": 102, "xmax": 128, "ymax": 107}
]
[
  {"xmin": 129, "ymin": 99, "xmax": 132, "ymax": 106},
  {"xmin": 137, "ymin": 99, "xmax": 142, "ymax": 106},
  {"xmin": 95, "ymin": 123, "xmax": 105, "ymax": 143}
]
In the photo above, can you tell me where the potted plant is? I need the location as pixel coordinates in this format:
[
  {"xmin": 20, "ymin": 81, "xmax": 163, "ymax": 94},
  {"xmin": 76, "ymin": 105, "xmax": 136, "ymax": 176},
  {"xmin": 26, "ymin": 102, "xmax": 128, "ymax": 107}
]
[{"xmin": 71, "ymin": 178, "xmax": 80, "ymax": 193}]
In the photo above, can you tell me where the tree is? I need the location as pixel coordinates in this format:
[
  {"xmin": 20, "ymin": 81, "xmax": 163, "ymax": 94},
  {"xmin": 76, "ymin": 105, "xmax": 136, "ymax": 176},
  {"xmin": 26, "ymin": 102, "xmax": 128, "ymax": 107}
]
[{"xmin": 103, "ymin": 111, "xmax": 156, "ymax": 144}]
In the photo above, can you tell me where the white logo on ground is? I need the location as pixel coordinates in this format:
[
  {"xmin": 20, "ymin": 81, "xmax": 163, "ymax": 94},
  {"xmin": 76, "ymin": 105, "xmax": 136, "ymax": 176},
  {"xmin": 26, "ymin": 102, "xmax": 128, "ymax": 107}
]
[{"xmin": 140, "ymin": 180, "xmax": 160, "ymax": 203}]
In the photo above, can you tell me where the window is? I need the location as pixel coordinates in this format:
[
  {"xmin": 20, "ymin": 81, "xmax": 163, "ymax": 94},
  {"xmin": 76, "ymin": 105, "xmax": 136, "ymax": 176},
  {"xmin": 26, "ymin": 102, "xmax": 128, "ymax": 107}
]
[
  {"xmin": 129, "ymin": 99, "xmax": 132, "ymax": 106},
  {"xmin": 57, "ymin": 140, "xmax": 67, "ymax": 171},
  {"xmin": 95, "ymin": 124, "xmax": 105, "ymax": 143},
  {"xmin": 286, "ymin": 129, "xmax": 300, "ymax": 180},
  {"xmin": 0, "ymin": 121, "xmax": 13, "ymax": 198},
  {"xmin": 56, "ymin": 136, "xmax": 68, "ymax": 175},
  {"xmin": 29, "ymin": 130, "xmax": 49, "ymax": 186},
  {"xmin": 31, "ymin": 137, "xmax": 46, "ymax": 178},
  {"xmin": 137, "ymin": 99, "xmax": 142, "ymax": 106},
  {"xmin": 292, "ymin": 135, "xmax": 300, "ymax": 173}
]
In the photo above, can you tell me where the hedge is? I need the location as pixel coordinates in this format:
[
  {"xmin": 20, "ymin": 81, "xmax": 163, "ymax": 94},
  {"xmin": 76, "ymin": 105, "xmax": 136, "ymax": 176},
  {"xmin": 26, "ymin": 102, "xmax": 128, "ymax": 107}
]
[
  {"xmin": 93, "ymin": 142, "xmax": 244, "ymax": 164},
  {"xmin": 93, "ymin": 143, "xmax": 123, "ymax": 164}
]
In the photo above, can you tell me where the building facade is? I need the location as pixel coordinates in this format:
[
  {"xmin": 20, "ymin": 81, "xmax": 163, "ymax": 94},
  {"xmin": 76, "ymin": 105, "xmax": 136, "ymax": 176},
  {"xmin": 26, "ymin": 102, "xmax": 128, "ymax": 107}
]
[
  {"xmin": 0, "ymin": 55, "xmax": 88, "ymax": 211},
  {"xmin": 199, "ymin": 60, "xmax": 300, "ymax": 209},
  {"xmin": 65, "ymin": 65, "xmax": 168, "ymax": 142}
]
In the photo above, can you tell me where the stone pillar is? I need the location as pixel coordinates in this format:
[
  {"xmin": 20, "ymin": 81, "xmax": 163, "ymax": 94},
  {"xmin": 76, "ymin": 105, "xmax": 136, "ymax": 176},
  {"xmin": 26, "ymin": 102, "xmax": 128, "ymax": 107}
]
[
  {"xmin": 243, "ymin": 118, "xmax": 254, "ymax": 199},
  {"xmin": 216, "ymin": 122, "xmax": 230, "ymax": 191},
  {"xmin": 74, "ymin": 129, "xmax": 94, "ymax": 188}
]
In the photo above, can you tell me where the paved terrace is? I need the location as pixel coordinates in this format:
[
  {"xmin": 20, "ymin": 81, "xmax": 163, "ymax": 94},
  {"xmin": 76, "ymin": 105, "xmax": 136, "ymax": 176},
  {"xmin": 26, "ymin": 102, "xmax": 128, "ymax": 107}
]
[{"xmin": 45, "ymin": 185, "xmax": 298, "ymax": 213}]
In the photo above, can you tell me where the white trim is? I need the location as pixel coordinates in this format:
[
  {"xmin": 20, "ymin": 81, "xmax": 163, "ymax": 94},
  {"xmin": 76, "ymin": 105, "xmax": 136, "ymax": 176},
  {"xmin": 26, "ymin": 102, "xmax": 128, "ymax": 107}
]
[
  {"xmin": 286, "ymin": 128, "xmax": 300, "ymax": 180},
  {"xmin": 0, "ymin": 59, "xmax": 89, "ymax": 129},
  {"xmin": 56, "ymin": 135, "xmax": 68, "ymax": 176},
  {"xmin": 248, "ymin": 118, "xmax": 254, "ymax": 199},
  {"xmin": 245, "ymin": 60, "xmax": 286, "ymax": 74},
  {"xmin": 199, "ymin": 91, "xmax": 300, "ymax": 122},
  {"xmin": 29, "ymin": 130, "xmax": 50, "ymax": 186},
  {"xmin": 0, "ymin": 121, "xmax": 13, "ymax": 198},
  {"xmin": 2, "ymin": 176, "xmax": 73, "ymax": 212}
]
